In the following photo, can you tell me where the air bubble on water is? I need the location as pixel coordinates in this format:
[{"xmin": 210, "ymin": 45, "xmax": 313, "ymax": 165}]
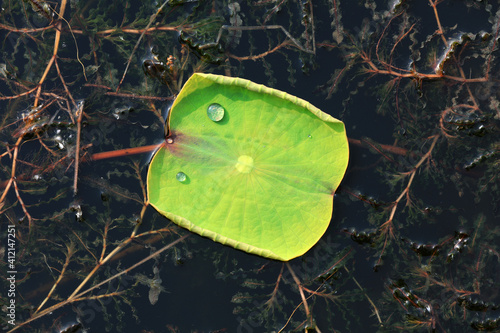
[
  {"xmin": 112, "ymin": 105, "xmax": 132, "ymax": 120},
  {"xmin": 207, "ymin": 103, "xmax": 225, "ymax": 122},
  {"xmin": 53, "ymin": 135, "xmax": 65, "ymax": 149},
  {"xmin": 176, "ymin": 172, "xmax": 187, "ymax": 183}
]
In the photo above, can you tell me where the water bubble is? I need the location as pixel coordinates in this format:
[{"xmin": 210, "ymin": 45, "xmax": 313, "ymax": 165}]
[
  {"xmin": 308, "ymin": 134, "xmax": 312, "ymax": 138},
  {"xmin": 207, "ymin": 103, "xmax": 225, "ymax": 122},
  {"xmin": 70, "ymin": 203, "xmax": 84, "ymax": 222},
  {"xmin": 53, "ymin": 135, "xmax": 66, "ymax": 149},
  {"xmin": 176, "ymin": 172, "xmax": 187, "ymax": 183},
  {"xmin": 112, "ymin": 106, "xmax": 132, "ymax": 120}
]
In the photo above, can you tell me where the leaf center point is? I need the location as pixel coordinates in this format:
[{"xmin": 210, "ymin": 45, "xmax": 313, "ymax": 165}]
[{"xmin": 236, "ymin": 155, "xmax": 254, "ymax": 173}]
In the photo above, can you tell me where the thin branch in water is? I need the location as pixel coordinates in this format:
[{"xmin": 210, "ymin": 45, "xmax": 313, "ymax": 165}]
[
  {"xmin": 34, "ymin": 243, "xmax": 76, "ymax": 314},
  {"xmin": 73, "ymin": 101, "xmax": 84, "ymax": 195},
  {"xmin": 344, "ymin": 266, "xmax": 382, "ymax": 324},
  {"xmin": 205, "ymin": 25, "xmax": 315, "ymax": 55},
  {"xmin": 90, "ymin": 143, "xmax": 164, "ymax": 161}
]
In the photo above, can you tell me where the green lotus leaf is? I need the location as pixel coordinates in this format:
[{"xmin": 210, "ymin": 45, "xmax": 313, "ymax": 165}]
[{"xmin": 147, "ymin": 73, "xmax": 349, "ymax": 261}]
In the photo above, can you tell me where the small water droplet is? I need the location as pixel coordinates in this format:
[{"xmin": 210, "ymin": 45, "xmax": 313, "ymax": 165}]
[
  {"xmin": 166, "ymin": 138, "xmax": 174, "ymax": 144},
  {"xmin": 308, "ymin": 134, "xmax": 312, "ymax": 138},
  {"xmin": 207, "ymin": 103, "xmax": 225, "ymax": 122},
  {"xmin": 176, "ymin": 172, "xmax": 187, "ymax": 182}
]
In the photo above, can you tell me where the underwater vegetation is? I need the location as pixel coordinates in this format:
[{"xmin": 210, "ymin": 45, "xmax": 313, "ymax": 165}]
[{"xmin": 0, "ymin": 0, "xmax": 499, "ymax": 332}]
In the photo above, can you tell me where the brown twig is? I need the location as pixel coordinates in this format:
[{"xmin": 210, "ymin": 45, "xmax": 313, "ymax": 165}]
[
  {"xmin": 104, "ymin": 91, "xmax": 173, "ymax": 101},
  {"xmin": 229, "ymin": 41, "xmax": 291, "ymax": 61},
  {"xmin": 90, "ymin": 143, "xmax": 164, "ymax": 161},
  {"xmin": 283, "ymin": 263, "xmax": 322, "ymax": 332},
  {"xmin": 73, "ymin": 101, "xmax": 84, "ymax": 195},
  {"xmin": 265, "ymin": 264, "xmax": 284, "ymax": 309},
  {"xmin": 348, "ymin": 137, "xmax": 414, "ymax": 158},
  {"xmin": 0, "ymin": 22, "xmax": 57, "ymax": 33},
  {"xmin": 34, "ymin": 243, "xmax": 75, "ymax": 314},
  {"xmin": 12, "ymin": 179, "xmax": 32, "ymax": 227},
  {"xmin": 72, "ymin": 25, "xmax": 180, "ymax": 36},
  {"xmin": 208, "ymin": 25, "xmax": 315, "ymax": 55},
  {"xmin": 0, "ymin": 137, "xmax": 23, "ymax": 218},
  {"xmin": 345, "ymin": 266, "xmax": 382, "ymax": 324},
  {"xmin": 360, "ymin": 50, "xmax": 487, "ymax": 83},
  {"xmin": 54, "ymin": 59, "xmax": 77, "ymax": 107},
  {"xmin": 0, "ymin": 87, "xmax": 38, "ymax": 100}
]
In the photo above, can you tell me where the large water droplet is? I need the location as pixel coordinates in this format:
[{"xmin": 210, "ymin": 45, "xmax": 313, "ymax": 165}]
[
  {"xmin": 176, "ymin": 172, "xmax": 187, "ymax": 183},
  {"xmin": 207, "ymin": 103, "xmax": 225, "ymax": 122}
]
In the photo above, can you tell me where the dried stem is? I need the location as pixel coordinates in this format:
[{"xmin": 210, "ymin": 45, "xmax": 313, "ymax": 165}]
[
  {"xmin": 281, "ymin": 263, "xmax": 322, "ymax": 333},
  {"xmin": 73, "ymin": 102, "xmax": 84, "ymax": 195},
  {"xmin": 34, "ymin": 243, "xmax": 75, "ymax": 314},
  {"xmin": 33, "ymin": 0, "xmax": 67, "ymax": 108},
  {"xmin": 90, "ymin": 143, "xmax": 164, "ymax": 161},
  {"xmin": 345, "ymin": 266, "xmax": 382, "ymax": 324}
]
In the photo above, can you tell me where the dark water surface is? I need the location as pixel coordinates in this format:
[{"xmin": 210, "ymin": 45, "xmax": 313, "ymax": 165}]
[{"xmin": 1, "ymin": 0, "xmax": 499, "ymax": 332}]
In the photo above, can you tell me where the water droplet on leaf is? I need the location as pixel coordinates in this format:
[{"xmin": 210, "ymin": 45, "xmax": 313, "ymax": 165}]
[
  {"xmin": 207, "ymin": 103, "xmax": 225, "ymax": 122},
  {"xmin": 176, "ymin": 172, "xmax": 187, "ymax": 182}
]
